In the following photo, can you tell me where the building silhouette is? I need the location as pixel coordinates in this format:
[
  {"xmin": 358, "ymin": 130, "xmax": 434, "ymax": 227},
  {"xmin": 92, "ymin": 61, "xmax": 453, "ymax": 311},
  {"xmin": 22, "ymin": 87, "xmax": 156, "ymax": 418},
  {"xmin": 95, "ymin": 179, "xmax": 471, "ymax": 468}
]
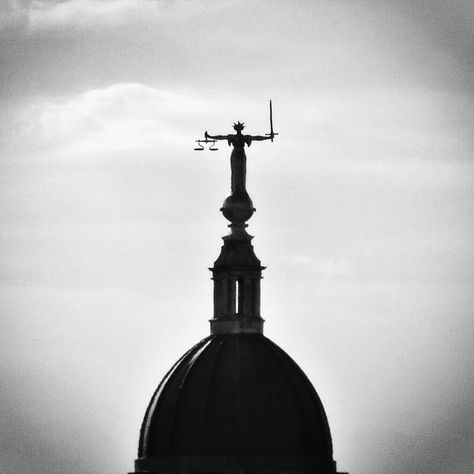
[{"xmin": 130, "ymin": 120, "xmax": 348, "ymax": 474}]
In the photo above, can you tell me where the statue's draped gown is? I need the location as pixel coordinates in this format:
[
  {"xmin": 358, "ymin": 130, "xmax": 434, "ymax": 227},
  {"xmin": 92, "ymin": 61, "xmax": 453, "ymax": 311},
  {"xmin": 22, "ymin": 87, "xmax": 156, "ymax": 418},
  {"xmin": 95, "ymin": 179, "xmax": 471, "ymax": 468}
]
[{"xmin": 229, "ymin": 134, "xmax": 252, "ymax": 195}]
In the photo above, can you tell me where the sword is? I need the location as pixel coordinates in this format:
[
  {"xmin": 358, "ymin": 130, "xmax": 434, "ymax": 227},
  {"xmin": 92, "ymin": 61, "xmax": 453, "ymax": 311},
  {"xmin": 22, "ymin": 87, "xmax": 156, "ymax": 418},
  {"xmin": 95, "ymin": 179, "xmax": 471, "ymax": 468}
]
[
  {"xmin": 268, "ymin": 99, "xmax": 278, "ymax": 142},
  {"xmin": 270, "ymin": 100, "xmax": 274, "ymax": 142}
]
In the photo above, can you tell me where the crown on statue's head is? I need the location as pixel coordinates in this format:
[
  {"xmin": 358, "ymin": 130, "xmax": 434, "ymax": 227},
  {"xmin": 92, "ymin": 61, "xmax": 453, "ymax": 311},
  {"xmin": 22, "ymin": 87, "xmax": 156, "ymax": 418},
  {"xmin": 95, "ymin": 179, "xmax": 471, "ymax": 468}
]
[{"xmin": 233, "ymin": 121, "xmax": 245, "ymax": 131}]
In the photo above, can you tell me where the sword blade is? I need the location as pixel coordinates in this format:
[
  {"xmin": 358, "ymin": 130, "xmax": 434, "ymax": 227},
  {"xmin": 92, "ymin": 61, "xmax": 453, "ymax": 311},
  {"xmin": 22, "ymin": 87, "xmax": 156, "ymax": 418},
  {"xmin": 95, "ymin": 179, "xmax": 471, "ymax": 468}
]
[{"xmin": 269, "ymin": 100, "xmax": 274, "ymax": 141}]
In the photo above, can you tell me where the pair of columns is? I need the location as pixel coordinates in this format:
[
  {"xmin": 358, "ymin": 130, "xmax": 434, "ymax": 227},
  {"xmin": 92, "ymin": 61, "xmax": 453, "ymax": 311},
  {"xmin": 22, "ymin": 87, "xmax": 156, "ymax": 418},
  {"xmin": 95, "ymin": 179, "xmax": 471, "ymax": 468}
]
[{"xmin": 212, "ymin": 273, "xmax": 261, "ymax": 320}]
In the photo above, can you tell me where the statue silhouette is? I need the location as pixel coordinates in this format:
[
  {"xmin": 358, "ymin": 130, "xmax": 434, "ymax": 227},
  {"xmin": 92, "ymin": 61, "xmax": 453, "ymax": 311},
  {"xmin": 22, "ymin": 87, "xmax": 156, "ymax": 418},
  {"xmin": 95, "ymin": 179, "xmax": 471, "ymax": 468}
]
[{"xmin": 205, "ymin": 122, "xmax": 274, "ymax": 195}]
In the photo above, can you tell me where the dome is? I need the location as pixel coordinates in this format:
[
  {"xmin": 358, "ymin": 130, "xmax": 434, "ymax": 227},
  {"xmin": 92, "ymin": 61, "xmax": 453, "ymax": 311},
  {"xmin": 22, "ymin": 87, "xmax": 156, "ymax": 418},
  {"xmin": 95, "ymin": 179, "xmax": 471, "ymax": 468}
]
[
  {"xmin": 130, "ymin": 119, "xmax": 348, "ymax": 473},
  {"xmin": 135, "ymin": 333, "xmax": 337, "ymax": 473}
]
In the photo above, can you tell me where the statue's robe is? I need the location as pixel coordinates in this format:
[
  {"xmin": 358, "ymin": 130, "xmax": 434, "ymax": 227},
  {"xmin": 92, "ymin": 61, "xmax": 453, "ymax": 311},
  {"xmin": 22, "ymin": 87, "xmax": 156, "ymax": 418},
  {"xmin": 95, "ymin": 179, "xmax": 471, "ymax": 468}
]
[{"xmin": 229, "ymin": 134, "xmax": 252, "ymax": 195}]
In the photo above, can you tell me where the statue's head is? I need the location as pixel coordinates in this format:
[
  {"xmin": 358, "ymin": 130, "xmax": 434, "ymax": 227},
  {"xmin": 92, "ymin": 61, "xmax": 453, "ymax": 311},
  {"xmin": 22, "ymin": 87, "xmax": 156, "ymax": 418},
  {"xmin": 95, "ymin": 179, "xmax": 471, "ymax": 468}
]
[{"xmin": 233, "ymin": 121, "xmax": 245, "ymax": 132}]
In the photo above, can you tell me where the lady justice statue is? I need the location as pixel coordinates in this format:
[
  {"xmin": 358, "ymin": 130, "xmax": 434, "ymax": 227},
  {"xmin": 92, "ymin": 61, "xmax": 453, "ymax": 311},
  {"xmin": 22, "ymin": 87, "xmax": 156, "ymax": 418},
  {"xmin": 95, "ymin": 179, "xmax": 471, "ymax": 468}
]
[
  {"xmin": 205, "ymin": 120, "xmax": 275, "ymax": 196},
  {"xmin": 196, "ymin": 101, "xmax": 277, "ymax": 240}
]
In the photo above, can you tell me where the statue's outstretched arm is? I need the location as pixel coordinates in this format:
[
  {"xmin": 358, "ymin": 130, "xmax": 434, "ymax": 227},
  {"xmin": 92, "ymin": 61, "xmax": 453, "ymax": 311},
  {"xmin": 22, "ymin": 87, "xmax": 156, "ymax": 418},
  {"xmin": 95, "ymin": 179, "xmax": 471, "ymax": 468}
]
[
  {"xmin": 248, "ymin": 133, "xmax": 273, "ymax": 141},
  {"xmin": 205, "ymin": 131, "xmax": 230, "ymax": 141}
]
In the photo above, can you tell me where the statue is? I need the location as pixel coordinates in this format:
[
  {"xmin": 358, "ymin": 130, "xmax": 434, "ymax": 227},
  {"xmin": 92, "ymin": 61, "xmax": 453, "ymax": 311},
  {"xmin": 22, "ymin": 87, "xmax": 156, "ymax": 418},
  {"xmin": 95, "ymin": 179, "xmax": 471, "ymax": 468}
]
[
  {"xmin": 195, "ymin": 100, "xmax": 277, "ymax": 197},
  {"xmin": 195, "ymin": 101, "xmax": 277, "ymax": 240},
  {"xmin": 205, "ymin": 122, "xmax": 274, "ymax": 195}
]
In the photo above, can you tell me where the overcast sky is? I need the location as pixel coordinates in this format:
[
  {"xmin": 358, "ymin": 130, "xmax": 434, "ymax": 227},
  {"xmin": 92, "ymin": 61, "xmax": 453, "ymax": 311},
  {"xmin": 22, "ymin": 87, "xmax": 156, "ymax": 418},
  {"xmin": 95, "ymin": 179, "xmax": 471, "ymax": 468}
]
[{"xmin": 1, "ymin": 1, "xmax": 473, "ymax": 473}]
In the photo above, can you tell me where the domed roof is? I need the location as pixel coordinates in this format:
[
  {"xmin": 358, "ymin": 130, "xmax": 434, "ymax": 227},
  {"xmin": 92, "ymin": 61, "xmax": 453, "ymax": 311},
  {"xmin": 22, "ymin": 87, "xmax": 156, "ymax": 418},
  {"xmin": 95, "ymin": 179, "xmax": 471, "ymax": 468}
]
[{"xmin": 137, "ymin": 334, "xmax": 334, "ymax": 471}]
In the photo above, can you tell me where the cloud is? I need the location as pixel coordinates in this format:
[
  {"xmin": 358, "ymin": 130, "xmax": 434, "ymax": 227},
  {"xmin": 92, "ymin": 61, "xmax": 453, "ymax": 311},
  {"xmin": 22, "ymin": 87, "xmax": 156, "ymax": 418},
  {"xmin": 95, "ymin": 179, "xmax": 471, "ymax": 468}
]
[
  {"xmin": 1, "ymin": 0, "xmax": 231, "ymax": 33},
  {"xmin": 15, "ymin": 82, "xmax": 211, "ymax": 156},
  {"xmin": 20, "ymin": 0, "xmax": 158, "ymax": 31},
  {"xmin": 281, "ymin": 254, "xmax": 353, "ymax": 277}
]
